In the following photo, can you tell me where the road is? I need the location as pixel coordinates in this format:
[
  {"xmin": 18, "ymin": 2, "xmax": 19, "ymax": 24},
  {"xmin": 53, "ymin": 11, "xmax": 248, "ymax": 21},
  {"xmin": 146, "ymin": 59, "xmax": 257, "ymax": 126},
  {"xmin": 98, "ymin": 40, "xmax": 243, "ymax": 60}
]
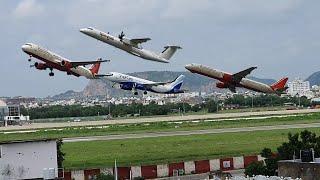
[
  {"xmin": 1, "ymin": 109, "xmax": 319, "ymax": 131},
  {"xmin": 63, "ymin": 122, "xmax": 320, "ymax": 142}
]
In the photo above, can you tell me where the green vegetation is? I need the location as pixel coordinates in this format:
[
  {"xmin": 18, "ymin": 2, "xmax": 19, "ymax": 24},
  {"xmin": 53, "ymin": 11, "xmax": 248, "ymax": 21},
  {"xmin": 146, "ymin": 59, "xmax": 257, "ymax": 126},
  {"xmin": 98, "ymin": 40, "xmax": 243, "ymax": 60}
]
[
  {"xmin": 62, "ymin": 128, "xmax": 320, "ymax": 169},
  {"xmin": 21, "ymin": 94, "xmax": 311, "ymax": 120},
  {"xmin": 245, "ymin": 130, "xmax": 320, "ymax": 176},
  {"xmin": 1, "ymin": 113, "xmax": 320, "ymax": 142}
]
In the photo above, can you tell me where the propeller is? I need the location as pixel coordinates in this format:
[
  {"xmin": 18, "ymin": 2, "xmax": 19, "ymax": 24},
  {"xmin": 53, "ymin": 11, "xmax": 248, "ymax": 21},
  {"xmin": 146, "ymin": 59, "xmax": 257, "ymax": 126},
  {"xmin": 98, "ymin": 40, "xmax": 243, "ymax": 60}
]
[{"xmin": 118, "ymin": 31, "xmax": 125, "ymax": 41}]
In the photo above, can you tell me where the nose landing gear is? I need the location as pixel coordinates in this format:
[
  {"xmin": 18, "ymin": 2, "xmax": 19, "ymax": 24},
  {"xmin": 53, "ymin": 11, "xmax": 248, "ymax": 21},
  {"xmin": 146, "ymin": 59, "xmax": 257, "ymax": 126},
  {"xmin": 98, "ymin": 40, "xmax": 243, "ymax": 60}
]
[{"xmin": 49, "ymin": 68, "xmax": 54, "ymax": 77}]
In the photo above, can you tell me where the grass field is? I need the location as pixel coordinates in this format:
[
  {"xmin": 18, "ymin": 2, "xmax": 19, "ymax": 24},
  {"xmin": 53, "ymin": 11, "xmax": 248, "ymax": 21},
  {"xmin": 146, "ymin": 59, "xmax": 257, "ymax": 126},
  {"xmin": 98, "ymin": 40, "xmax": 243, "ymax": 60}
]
[
  {"xmin": 1, "ymin": 113, "xmax": 320, "ymax": 142},
  {"xmin": 62, "ymin": 127, "xmax": 320, "ymax": 169}
]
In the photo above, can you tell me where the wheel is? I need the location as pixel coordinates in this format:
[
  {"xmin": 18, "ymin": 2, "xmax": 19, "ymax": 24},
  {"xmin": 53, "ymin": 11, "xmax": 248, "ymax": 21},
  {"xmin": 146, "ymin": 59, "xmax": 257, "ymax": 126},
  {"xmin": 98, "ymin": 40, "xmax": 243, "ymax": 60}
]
[
  {"xmin": 143, "ymin": 91, "xmax": 147, "ymax": 95},
  {"xmin": 134, "ymin": 92, "xmax": 138, "ymax": 95},
  {"xmin": 28, "ymin": 58, "xmax": 31, "ymax": 62},
  {"xmin": 49, "ymin": 72, "xmax": 54, "ymax": 76}
]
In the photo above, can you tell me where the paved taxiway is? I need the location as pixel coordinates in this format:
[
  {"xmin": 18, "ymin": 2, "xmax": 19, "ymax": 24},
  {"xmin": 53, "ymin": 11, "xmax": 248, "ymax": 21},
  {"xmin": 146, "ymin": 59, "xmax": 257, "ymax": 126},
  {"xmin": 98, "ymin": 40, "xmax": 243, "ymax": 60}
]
[
  {"xmin": 63, "ymin": 122, "xmax": 320, "ymax": 142},
  {"xmin": 1, "ymin": 109, "xmax": 319, "ymax": 131}
]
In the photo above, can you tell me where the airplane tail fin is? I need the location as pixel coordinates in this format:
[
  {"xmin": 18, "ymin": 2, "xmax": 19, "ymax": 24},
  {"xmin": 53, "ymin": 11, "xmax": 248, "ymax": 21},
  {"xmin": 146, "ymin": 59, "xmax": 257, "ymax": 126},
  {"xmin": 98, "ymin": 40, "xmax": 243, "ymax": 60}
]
[
  {"xmin": 89, "ymin": 61, "xmax": 101, "ymax": 75},
  {"xmin": 271, "ymin": 77, "xmax": 289, "ymax": 92},
  {"xmin": 160, "ymin": 45, "xmax": 182, "ymax": 60},
  {"xmin": 169, "ymin": 75, "xmax": 185, "ymax": 91}
]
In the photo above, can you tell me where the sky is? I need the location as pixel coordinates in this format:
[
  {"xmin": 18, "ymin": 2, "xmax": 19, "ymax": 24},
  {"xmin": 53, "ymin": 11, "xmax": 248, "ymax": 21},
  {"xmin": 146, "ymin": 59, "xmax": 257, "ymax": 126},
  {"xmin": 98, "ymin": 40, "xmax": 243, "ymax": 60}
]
[{"xmin": 1, "ymin": 0, "xmax": 319, "ymax": 97}]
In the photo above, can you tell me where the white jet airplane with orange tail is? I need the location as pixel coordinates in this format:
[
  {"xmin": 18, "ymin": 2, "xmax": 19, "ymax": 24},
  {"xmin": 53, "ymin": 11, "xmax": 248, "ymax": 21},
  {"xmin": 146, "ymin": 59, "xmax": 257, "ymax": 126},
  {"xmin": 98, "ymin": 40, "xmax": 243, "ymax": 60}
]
[{"xmin": 185, "ymin": 63, "xmax": 288, "ymax": 95}]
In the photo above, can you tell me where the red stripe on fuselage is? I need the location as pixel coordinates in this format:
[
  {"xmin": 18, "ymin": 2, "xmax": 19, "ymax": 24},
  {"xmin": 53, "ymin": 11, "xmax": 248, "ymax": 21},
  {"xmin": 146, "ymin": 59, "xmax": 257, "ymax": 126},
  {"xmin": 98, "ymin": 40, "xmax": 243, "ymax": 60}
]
[
  {"xmin": 25, "ymin": 51, "xmax": 81, "ymax": 77},
  {"xmin": 190, "ymin": 69, "xmax": 268, "ymax": 93}
]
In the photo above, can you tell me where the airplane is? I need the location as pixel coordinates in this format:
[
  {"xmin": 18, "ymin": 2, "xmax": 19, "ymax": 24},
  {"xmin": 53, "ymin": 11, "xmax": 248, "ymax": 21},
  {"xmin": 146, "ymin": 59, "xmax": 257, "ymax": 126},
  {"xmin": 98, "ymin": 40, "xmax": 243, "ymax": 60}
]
[
  {"xmin": 185, "ymin": 63, "xmax": 288, "ymax": 95},
  {"xmin": 21, "ymin": 43, "xmax": 110, "ymax": 79},
  {"xmin": 102, "ymin": 72, "xmax": 186, "ymax": 95},
  {"xmin": 80, "ymin": 27, "xmax": 182, "ymax": 63}
]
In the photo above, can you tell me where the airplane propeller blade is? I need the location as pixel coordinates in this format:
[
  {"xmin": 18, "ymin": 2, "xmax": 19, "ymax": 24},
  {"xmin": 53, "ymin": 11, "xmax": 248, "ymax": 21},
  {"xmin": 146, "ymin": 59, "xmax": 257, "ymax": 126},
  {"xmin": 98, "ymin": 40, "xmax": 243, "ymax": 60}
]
[
  {"xmin": 30, "ymin": 65, "xmax": 35, "ymax": 68},
  {"xmin": 118, "ymin": 31, "xmax": 125, "ymax": 41}
]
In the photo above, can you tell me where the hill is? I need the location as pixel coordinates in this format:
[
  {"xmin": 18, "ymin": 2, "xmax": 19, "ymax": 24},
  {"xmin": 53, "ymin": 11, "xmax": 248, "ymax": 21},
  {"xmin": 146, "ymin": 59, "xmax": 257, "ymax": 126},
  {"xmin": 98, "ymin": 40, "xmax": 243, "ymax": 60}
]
[
  {"xmin": 306, "ymin": 71, "xmax": 320, "ymax": 86},
  {"xmin": 81, "ymin": 71, "xmax": 277, "ymax": 97}
]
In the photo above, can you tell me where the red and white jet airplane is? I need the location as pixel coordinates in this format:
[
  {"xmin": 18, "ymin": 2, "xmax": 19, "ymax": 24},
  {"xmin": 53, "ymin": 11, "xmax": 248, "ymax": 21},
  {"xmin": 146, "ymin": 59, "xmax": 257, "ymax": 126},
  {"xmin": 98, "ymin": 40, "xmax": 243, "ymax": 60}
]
[
  {"xmin": 21, "ymin": 43, "xmax": 110, "ymax": 78},
  {"xmin": 185, "ymin": 63, "xmax": 288, "ymax": 95}
]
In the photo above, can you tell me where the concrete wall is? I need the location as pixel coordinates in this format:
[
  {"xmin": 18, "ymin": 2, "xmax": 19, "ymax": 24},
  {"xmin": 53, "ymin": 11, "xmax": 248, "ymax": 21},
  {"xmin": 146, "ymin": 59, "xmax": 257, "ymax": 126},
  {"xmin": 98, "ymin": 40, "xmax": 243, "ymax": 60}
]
[
  {"xmin": 64, "ymin": 154, "xmax": 262, "ymax": 180},
  {"xmin": 278, "ymin": 160, "xmax": 320, "ymax": 180},
  {"xmin": 0, "ymin": 140, "xmax": 57, "ymax": 179}
]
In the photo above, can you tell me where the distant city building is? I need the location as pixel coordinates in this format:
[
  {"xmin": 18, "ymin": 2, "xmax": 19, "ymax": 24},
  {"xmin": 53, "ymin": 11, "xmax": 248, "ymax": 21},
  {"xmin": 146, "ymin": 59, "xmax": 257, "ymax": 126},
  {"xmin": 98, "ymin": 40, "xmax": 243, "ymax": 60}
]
[
  {"xmin": 287, "ymin": 78, "xmax": 313, "ymax": 98},
  {"xmin": 0, "ymin": 100, "xmax": 8, "ymax": 123},
  {"xmin": 0, "ymin": 101, "xmax": 30, "ymax": 126}
]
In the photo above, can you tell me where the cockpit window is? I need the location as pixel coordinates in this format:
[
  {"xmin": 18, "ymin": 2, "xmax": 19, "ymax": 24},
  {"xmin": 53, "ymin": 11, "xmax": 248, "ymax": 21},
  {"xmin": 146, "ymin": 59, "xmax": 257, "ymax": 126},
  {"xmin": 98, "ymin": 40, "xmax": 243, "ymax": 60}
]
[
  {"xmin": 25, "ymin": 43, "xmax": 32, "ymax": 46},
  {"xmin": 87, "ymin": 27, "xmax": 93, "ymax": 30}
]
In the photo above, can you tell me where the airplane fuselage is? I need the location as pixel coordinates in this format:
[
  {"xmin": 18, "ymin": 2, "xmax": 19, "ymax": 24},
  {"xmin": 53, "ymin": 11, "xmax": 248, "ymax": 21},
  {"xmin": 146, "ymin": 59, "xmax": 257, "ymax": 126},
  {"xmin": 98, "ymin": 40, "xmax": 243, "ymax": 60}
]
[
  {"xmin": 104, "ymin": 72, "xmax": 182, "ymax": 94},
  {"xmin": 185, "ymin": 64, "xmax": 276, "ymax": 94},
  {"xmin": 80, "ymin": 28, "xmax": 169, "ymax": 63},
  {"xmin": 22, "ymin": 43, "xmax": 96, "ymax": 79}
]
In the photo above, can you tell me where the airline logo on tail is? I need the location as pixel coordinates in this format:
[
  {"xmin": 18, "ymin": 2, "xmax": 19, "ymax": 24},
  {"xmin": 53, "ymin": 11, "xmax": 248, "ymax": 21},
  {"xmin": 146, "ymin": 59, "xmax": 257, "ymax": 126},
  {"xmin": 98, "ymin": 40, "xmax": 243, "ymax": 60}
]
[
  {"xmin": 271, "ymin": 77, "xmax": 289, "ymax": 94},
  {"xmin": 90, "ymin": 61, "xmax": 101, "ymax": 75}
]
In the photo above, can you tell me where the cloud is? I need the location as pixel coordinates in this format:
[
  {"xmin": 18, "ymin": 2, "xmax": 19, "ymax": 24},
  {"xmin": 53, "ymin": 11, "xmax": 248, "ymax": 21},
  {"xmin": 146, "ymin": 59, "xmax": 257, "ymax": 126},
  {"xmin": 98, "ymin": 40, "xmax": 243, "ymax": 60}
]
[
  {"xmin": 66, "ymin": 0, "xmax": 160, "ymax": 28},
  {"xmin": 13, "ymin": 0, "xmax": 44, "ymax": 19},
  {"xmin": 162, "ymin": 0, "xmax": 301, "ymax": 22},
  {"xmin": 162, "ymin": 0, "xmax": 212, "ymax": 19}
]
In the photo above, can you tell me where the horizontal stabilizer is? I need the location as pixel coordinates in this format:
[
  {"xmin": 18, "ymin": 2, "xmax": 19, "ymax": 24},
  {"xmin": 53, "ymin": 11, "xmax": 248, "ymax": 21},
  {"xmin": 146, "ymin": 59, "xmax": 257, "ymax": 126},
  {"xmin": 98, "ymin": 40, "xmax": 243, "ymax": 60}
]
[
  {"xmin": 94, "ymin": 73, "xmax": 113, "ymax": 78},
  {"xmin": 160, "ymin": 45, "xmax": 182, "ymax": 60}
]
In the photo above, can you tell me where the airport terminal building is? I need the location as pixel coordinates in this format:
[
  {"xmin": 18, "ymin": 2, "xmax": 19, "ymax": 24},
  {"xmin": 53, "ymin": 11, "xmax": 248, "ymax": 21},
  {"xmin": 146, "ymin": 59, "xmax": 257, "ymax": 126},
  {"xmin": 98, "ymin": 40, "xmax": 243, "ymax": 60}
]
[{"xmin": 0, "ymin": 100, "xmax": 29, "ymax": 126}]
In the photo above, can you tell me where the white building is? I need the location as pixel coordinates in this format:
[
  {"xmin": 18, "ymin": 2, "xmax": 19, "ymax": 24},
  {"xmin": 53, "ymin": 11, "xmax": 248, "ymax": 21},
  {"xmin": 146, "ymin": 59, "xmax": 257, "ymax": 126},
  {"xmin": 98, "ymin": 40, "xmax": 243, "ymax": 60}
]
[
  {"xmin": 287, "ymin": 78, "xmax": 313, "ymax": 98},
  {"xmin": 0, "ymin": 139, "xmax": 58, "ymax": 179}
]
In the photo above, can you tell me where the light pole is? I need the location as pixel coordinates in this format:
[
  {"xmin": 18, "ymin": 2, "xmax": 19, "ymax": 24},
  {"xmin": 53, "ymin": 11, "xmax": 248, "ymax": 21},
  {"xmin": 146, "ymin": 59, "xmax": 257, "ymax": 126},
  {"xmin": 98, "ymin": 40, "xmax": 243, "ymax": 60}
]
[{"xmin": 251, "ymin": 95, "xmax": 254, "ymax": 112}]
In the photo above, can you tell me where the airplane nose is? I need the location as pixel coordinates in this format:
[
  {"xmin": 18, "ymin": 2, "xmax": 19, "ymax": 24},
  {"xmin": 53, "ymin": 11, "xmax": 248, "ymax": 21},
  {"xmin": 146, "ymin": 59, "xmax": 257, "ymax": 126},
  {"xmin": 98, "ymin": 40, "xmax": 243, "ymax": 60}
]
[
  {"xmin": 80, "ymin": 28, "xmax": 88, "ymax": 34},
  {"xmin": 185, "ymin": 64, "xmax": 193, "ymax": 70},
  {"xmin": 21, "ymin": 44, "xmax": 29, "ymax": 51}
]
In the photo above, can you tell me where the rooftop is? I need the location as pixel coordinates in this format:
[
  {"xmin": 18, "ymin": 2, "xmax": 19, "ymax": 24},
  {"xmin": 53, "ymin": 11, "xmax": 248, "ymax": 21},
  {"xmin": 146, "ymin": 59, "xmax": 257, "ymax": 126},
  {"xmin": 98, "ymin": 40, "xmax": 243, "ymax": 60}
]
[{"xmin": 0, "ymin": 138, "xmax": 57, "ymax": 145}]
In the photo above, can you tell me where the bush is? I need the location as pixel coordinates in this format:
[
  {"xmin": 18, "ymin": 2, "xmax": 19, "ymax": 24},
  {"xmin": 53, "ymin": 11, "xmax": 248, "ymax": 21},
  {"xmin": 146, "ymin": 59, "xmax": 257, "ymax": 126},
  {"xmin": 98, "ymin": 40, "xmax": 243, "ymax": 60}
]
[{"xmin": 244, "ymin": 161, "xmax": 266, "ymax": 177}]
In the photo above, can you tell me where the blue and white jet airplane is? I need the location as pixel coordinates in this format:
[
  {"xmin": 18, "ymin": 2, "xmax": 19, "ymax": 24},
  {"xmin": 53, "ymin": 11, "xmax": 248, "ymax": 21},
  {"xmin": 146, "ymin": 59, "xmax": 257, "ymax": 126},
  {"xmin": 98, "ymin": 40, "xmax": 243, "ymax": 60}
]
[{"xmin": 103, "ymin": 72, "xmax": 186, "ymax": 95}]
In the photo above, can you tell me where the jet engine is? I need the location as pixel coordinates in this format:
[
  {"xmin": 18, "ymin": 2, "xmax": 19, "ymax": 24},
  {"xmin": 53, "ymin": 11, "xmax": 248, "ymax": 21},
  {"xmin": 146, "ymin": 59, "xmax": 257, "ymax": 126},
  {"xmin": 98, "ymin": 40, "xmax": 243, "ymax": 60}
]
[
  {"xmin": 216, "ymin": 82, "xmax": 228, "ymax": 89},
  {"xmin": 112, "ymin": 84, "xmax": 122, "ymax": 89},
  {"xmin": 60, "ymin": 60, "xmax": 73, "ymax": 70},
  {"xmin": 34, "ymin": 62, "xmax": 47, "ymax": 70}
]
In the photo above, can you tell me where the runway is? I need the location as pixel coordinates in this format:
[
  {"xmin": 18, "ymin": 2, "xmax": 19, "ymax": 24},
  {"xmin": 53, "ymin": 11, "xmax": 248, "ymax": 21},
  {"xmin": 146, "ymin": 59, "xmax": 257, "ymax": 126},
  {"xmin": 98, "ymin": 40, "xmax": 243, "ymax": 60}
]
[
  {"xmin": 63, "ymin": 122, "xmax": 320, "ymax": 142},
  {"xmin": 1, "ymin": 108, "xmax": 319, "ymax": 131}
]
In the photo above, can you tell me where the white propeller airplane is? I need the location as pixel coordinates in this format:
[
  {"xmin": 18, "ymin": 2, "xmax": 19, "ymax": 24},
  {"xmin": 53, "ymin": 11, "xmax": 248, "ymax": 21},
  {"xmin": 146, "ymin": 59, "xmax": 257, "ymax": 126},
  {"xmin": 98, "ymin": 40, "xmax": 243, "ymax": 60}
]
[
  {"xmin": 21, "ymin": 43, "xmax": 110, "ymax": 78},
  {"xmin": 103, "ymin": 72, "xmax": 186, "ymax": 95},
  {"xmin": 80, "ymin": 27, "xmax": 182, "ymax": 63}
]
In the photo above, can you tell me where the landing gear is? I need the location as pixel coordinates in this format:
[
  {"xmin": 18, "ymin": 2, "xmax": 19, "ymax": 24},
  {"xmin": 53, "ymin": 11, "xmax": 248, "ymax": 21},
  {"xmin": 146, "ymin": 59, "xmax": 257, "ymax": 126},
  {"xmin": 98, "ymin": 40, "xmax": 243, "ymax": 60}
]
[
  {"xmin": 49, "ymin": 68, "xmax": 54, "ymax": 77},
  {"xmin": 143, "ymin": 91, "xmax": 147, "ymax": 95},
  {"xmin": 28, "ymin": 55, "xmax": 32, "ymax": 62}
]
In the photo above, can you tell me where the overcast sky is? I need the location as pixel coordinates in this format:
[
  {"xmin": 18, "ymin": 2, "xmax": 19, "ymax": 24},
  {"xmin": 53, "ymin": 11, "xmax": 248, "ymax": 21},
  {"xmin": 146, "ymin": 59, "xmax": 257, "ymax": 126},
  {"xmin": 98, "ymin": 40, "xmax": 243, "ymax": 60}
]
[{"xmin": 1, "ymin": 0, "xmax": 319, "ymax": 97}]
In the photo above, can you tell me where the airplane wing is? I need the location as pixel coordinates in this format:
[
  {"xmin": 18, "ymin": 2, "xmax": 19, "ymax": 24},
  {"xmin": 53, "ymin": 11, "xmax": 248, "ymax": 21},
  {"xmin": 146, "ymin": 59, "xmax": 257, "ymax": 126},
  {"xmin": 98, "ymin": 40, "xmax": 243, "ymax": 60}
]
[
  {"xmin": 70, "ymin": 59, "xmax": 110, "ymax": 67},
  {"xmin": 232, "ymin": 67, "xmax": 257, "ymax": 84},
  {"xmin": 94, "ymin": 73, "xmax": 113, "ymax": 78},
  {"xmin": 130, "ymin": 38, "xmax": 151, "ymax": 45}
]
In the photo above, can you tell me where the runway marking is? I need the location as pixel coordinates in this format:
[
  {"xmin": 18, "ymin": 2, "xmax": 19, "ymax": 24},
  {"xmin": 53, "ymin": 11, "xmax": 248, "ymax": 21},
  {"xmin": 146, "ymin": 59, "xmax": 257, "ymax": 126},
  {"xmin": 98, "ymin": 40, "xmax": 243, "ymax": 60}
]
[{"xmin": 63, "ymin": 122, "xmax": 320, "ymax": 142}]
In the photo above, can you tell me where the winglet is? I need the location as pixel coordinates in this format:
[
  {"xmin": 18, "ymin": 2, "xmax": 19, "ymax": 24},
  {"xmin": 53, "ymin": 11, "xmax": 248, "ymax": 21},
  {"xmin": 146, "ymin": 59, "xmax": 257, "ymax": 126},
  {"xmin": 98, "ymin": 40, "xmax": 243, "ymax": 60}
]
[{"xmin": 271, "ymin": 77, "xmax": 289, "ymax": 91}]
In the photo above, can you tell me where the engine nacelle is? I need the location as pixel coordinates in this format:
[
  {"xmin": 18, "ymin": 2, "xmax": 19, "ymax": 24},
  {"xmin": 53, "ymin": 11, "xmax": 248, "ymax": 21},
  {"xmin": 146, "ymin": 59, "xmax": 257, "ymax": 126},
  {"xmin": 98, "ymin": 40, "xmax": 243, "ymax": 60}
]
[
  {"xmin": 60, "ymin": 60, "xmax": 73, "ymax": 70},
  {"xmin": 216, "ymin": 82, "xmax": 228, "ymax": 89},
  {"xmin": 34, "ymin": 62, "xmax": 47, "ymax": 70}
]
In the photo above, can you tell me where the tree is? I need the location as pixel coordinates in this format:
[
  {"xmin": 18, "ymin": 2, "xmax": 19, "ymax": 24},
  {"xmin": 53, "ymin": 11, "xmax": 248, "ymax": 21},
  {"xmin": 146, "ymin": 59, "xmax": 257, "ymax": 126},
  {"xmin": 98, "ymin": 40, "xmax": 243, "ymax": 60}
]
[
  {"xmin": 95, "ymin": 173, "xmax": 115, "ymax": 180},
  {"xmin": 245, "ymin": 130, "xmax": 320, "ymax": 177},
  {"xmin": 277, "ymin": 130, "xmax": 320, "ymax": 160},
  {"xmin": 244, "ymin": 161, "xmax": 266, "ymax": 177},
  {"xmin": 57, "ymin": 139, "xmax": 65, "ymax": 168},
  {"xmin": 206, "ymin": 100, "xmax": 217, "ymax": 113}
]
